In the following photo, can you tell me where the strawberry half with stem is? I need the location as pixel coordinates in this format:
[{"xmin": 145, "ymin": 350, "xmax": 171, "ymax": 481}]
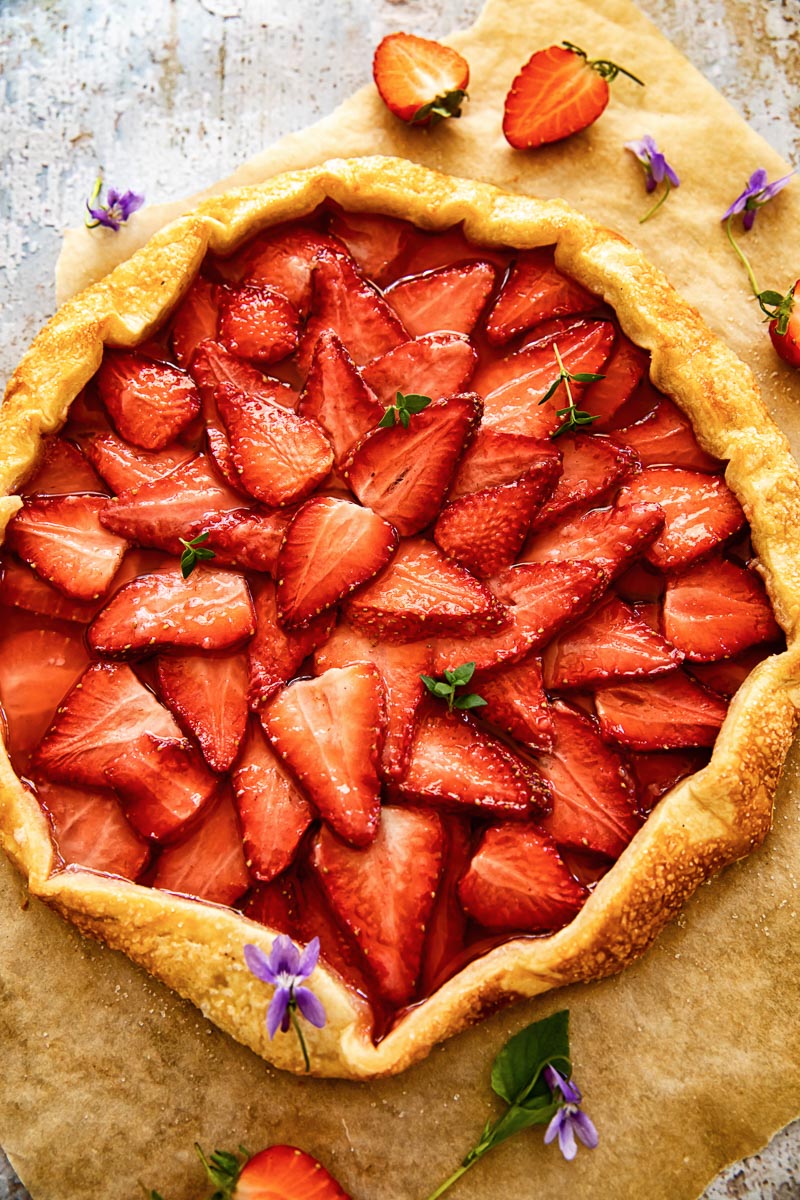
[
  {"xmin": 767, "ymin": 279, "xmax": 800, "ymax": 369},
  {"xmin": 372, "ymin": 32, "xmax": 469, "ymax": 126},
  {"xmin": 503, "ymin": 41, "xmax": 643, "ymax": 150},
  {"xmin": 224, "ymin": 1144, "xmax": 351, "ymax": 1200}
]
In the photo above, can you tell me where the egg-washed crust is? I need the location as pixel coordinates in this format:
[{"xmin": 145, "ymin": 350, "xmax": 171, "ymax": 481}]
[{"xmin": 2, "ymin": 156, "xmax": 800, "ymax": 1078}]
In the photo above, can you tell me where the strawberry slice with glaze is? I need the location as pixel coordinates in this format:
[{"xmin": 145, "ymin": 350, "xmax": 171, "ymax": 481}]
[
  {"xmin": 0, "ymin": 555, "xmax": 104, "ymax": 625},
  {"xmin": 521, "ymin": 498, "xmax": 665, "ymax": 579},
  {"xmin": 261, "ymin": 664, "xmax": 386, "ymax": 847},
  {"xmin": 689, "ymin": 645, "xmax": 780, "ymax": 698},
  {"xmin": 384, "ymin": 261, "xmax": 497, "ymax": 337},
  {"xmin": 458, "ymin": 823, "xmax": 588, "ymax": 932},
  {"xmin": 156, "ymin": 650, "xmax": 249, "ymax": 772},
  {"xmin": 297, "ymin": 330, "xmax": 384, "ymax": 466},
  {"xmin": 34, "ymin": 778, "xmax": 150, "ymax": 880},
  {"xmin": 345, "ymin": 537, "xmax": 508, "ymax": 640},
  {"xmin": 88, "ymin": 566, "xmax": 255, "ymax": 656},
  {"xmin": 530, "ymin": 433, "xmax": 640, "ymax": 529},
  {"xmin": 232, "ymin": 1145, "xmax": 350, "ymax": 1200},
  {"xmin": 580, "ymin": 333, "xmax": 650, "ymax": 428},
  {"xmin": 485, "ymin": 247, "xmax": 597, "ymax": 345},
  {"xmin": 218, "ymin": 284, "xmax": 300, "ymax": 364},
  {"xmin": 615, "ymin": 397, "xmax": 721, "ymax": 472},
  {"xmin": 361, "ymin": 332, "xmax": 477, "ymax": 408},
  {"xmin": 299, "ymin": 250, "xmax": 408, "ymax": 371},
  {"xmin": 476, "ymin": 657, "xmax": 555, "ymax": 751},
  {"xmin": 434, "ymin": 474, "xmax": 549, "ymax": 579},
  {"xmin": 150, "ymin": 789, "xmax": 250, "ymax": 906},
  {"xmin": 104, "ymin": 733, "xmax": 219, "ymax": 842},
  {"xmin": 96, "ymin": 351, "xmax": 201, "ymax": 451},
  {"xmin": 663, "ymin": 556, "xmax": 781, "ymax": 661},
  {"xmin": 6, "ymin": 495, "xmax": 128, "ymax": 601},
  {"xmin": 83, "ymin": 433, "xmax": 195, "ymax": 493},
  {"xmin": 190, "ymin": 338, "xmax": 298, "ymax": 410},
  {"xmin": 328, "ymin": 210, "xmax": 413, "ymax": 285},
  {"xmin": 542, "ymin": 595, "xmax": 683, "ymax": 688},
  {"xmin": 170, "ymin": 276, "xmax": 220, "ymax": 368},
  {"xmin": 232, "ymin": 225, "xmax": 347, "ymax": 312},
  {"xmin": 594, "ymin": 671, "xmax": 728, "ymax": 749},
  {"xmin": 344, "ymin": 393, "xmax": 481, "ymax": 537},
  {"xmin": 247, "ymin": 578, "xmax": 335, "ymax": 709},
  {"xmin": 419, "ymin": 814, "xmax": 473, "ymax": 996},
  {"xmin": 621, "ymin": 468, "xmax": 745, "ymax": 570},
  {"xmin": 628, "ymin": 748, "xmax": 709, "ymax": 813},
  {"xmin": 23, "ymin": 437, "xmax": 106, "ymax": 496},
  {"xmin": 311, "ymin": 805, "xmax": 444, "ymax": 1006},
  {"xmin": 276, "ymin": 496, "xmax": 399, "ymax": 628},
  {"xmin": 198, "ymin": 507, "xmax": 295, "ymax": 575},
  {"xmin": 536, "ymin": 700, "xmax": 641, "ymax": 858},
  {"xmin": 447, "ymin": 428, "xmax": 562, "ymax": 501},
  {"xmin": 232, "ymin": 722, "xmax": 314, "ymax": 882},
  {"xmin": 0, "ymin": 623, "xmax": 90, "ymax": 767}
]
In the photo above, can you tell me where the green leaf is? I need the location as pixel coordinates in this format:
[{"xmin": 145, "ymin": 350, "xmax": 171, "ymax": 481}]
[
  {"xmin": 482, "ymin": 1097, "xmax": 560, "ymax": 1152},
  {"xmin": 378, "ymin": 407, "xmax": 396, "ymax": 428},
  {"xmin": 570, "ymin": 371, "xmax": 606, "ymax": 383},
  {"xmin": 400, "ymin": 409, "xmax": 411, "ymax": 428},
  {"xmin": 491, "ymin": 1009, "xmax": 572, "ymax": 1107},
  {"xmin": 454, "ymin": 692, "xmax": 488, "ymax": 710},
  {"xmin": 449, "ymin": 661, "xmax": 476, "ymax": 686},
  {"xmin": 420, "ymin": 674, "xmax": 440, "ymax": 693},
  {"xmin": 538, "ymin": 374, "xmax": 564, "ymax": 405},
  {"xmin": 402, "ymin": 393, "xmax": 433, "ymax": 413},
  {"xmin": 757, "ymin": 290, "xmax": 785, "ymax": 307}
]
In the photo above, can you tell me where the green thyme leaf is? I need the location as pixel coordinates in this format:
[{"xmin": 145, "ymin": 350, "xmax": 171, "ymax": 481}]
[
  {"xmin": 454, "ymin": 693, "xmax": 488, "ymax": 710},
  {"xmin": 378, "ymin": 407, "xmax": 397, "ymax": 428},
  {"xmin": 420, "ymin": 662, "xmax": 484, "ymax": 713},
  {"xmin": 179, "ymin": 531, "xmax": 215, "ymax": 579},
  {"xmin": 379, "ymin": 391, "xmax": 433, "ymax": 429}
]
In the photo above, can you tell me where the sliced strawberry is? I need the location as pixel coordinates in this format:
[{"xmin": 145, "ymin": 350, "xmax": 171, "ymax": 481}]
[
  {"xmin": 0, "ymin": 622, "xmax": 90, "ymax": 768},
  {"xmin": 297, "ymin": 330, "xmax": 384, "ymax": 466},
  {"xmin": 276, "ymin": 496, "xmax": 399, "ymax": 627},
  {"xmin": 23, "ymin": 438, "xmax": 106, "ymax": 496},
  {"xmin": 434, "ymin": 474, "xmax": 547, "ymax": 578},
  {"xmin": 663, "ymin": 556, "xmax": 781, "ymax": 661},
  {"xmin": 401, "ymin": 228, "xmax": 509, "ymax": 277},
  {"xmin": 458, "ymin": 823, "xmax": 588, "ymax": 932},
  {"xmin": 6, "ymin": 495, "xmax": 128, "ymax": 600},
  {"xmin": 502, "ymin": 44, "xmax": 612, "ymax": 149},
  {"xmin": 96, "ymin": 351, "xmax": 201, "ymax": 451},
  {"xmin": 476, "ymin": 657, "xmax": 555, "ymax": 751},
  {"xmin": 150, "ymin": 789, "xmax": 250, "ymax": 906},
  {"xmin": 448, "ymin": 428, "xmax": 561, "ymax": 501},
  {"xmin": 392, "ymin": 706, "xmax": 546, "ymax": 818},
  {"xmin": 299, "ymin": 250, "xmax": 407, "ymax": 371},
  {"xmin": 580, "ymin": 333, "xmax": 650, "ymax": 428},
  {"xmin": 328, "ymin": 210, "xmax": 413, "ymax": 285},
  {"xmin": 345, "ymin": 537, "xmax": 508, "ymax": 640},
  {"xmin": 521, "ymin": 498, "xmax": 665, "ymax": 579},
  {"xmin": 361, "ymin": 332, "xmax": 477, "ymax": 407},
  {"xmin": 232, "ymin": 722, "xmax": 313, "ymax": 882},
  {"xmin": 104, "ymin": 732, "xmax": 218, "ymax": 842},
  {"xmin": 689, "ymin": 645, "xmax": 779, "ymax": 698},
  {"xmin": 0, "ymin": 555, "xmax": 103, "ymax": 624},
  {"xmin": 88, "ymin": 566, "xmax": 255, "ymax": 656},
  {"xmin": 372, "ymin": 31, "xmax": 469, "ymax": 126},
  {"xmin": 613, "ymin": 559, "xmax": 665, "ymax": 603},
  {"xmin": 485, "ymin": 248, "xmax": 597, "ymax": 345},
  {"xmin": 628, "ymin": 748, "xmax": 708, "ymax": 813},
  {"xmin": 311, "ymin": 805, "xmax": 444, "ymax": 1006},
  {"xmin": 33, "ymin": 661, "xmax": 180, "ymax": 787},
  {"xmin": 233, "ymin": 1144, "xmax": 350, "ymax": 1200},
  {"xmin": 215, "ymin": 381, "xmax": 333, "ymax": 508},
  {"xmin": 344, "ymin": 393, "xmax": 481, "ymax": 537},
  {"xmin": 621, "ymin": 468, "xmax": 745, "ymax": 570},
  {"xmin": 261, "ymin": 664, "xmax": 385, "ymax": 847},
  {"xmin": 531, "ymin": 433, "xmax": 639, "ymax": 529},
  {"xmin": 535, "ymin": 700, "xmax": 640, "ymax": 858},
  {"xmin": 156, "ymin": 650, "xmax": 249, "ymax": 772},
  {"xmin": 233, "ymin": 225, "xmax": 347, "ymax": 312},
  {"xmin": 594, "ymin": 671, "xmax": 728, "ymax": 749},
  {"xmin": 170, "ymin": 276, "xmax": 220, "ymax": 368},
  {"xmin": 542, "ymin": 595, "xmax": 682, "ymax": 689},
  {"xmin": 199, "ymin": 507, "xmax": 295, "ymax": 575},
  {"xmin": 83, "ymin": 432, "xmax": 195, "ymax": 494},
  {"xmin": 419, "ymin": 814, "xmax": 473, "ymax": 996},
  {"xmin": 34, "ymin": 778, "xmax": 150, "ymax": 880},
  {"xmin": 247, "ymin": 580, "xmax": 334, "ymax": 709},
  {"xmin": 99, "ymin": 454, "xmax": 245, "ymax": 552},
  {"xmin": 615, "ymin": 397, "xmax": 721, "ymax": 471},
  {"xmin": 218, "ymin": 283, "xmax": 300, "ymax": 365},
  {"xmin": 385, "ymin": 261, "xmax": 497, "ymax": 337},
  {"xmin": 190, "ymin": 338, "xmax": 297, "ymax": 410}
]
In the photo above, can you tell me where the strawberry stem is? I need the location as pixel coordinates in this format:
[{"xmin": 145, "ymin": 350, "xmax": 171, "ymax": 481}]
[
  {"xmin": 561, "ymin": 41, "xmax": 643, "ymax": 86},
  {"xmin": 639, "ymin": 178, "xmax": 672, "ymax": 223}
]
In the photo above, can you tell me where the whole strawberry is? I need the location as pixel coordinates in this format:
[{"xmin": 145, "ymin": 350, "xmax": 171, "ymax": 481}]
[
  {"xmin": 503, "ymin": 41, "xmax": 643, "ymax": 149},
  {"xmin": 373, "ymin": 32, "xmax": 469, "ymax": 125},
  {"xmin": 768, "ymin": 280, "xmax": 800, "ymax": 368}
]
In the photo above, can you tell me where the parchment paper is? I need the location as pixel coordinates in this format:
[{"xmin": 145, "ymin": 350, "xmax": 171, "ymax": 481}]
[{"xmin": 3, "ymin": 1, "xmax": 800, "ymax": 1197}]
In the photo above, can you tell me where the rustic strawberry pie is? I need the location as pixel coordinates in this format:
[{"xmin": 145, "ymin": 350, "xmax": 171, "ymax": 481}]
[{"xmin": 1, "ymin": 158, "xmax": 799, "ymax": 1078}]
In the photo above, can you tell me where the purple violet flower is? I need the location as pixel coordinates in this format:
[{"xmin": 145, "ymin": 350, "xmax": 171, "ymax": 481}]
[
  {"xmin": 244, "ymin": 935, "xmax": 326, "ymax": 1071},
  {"xmin": 85, "ymin": 177, "xmax": 145, "ymax": 230},
  {"xmin": 625, "ymin": 134, "xmax": 680, "ymax": 194},
  {"xmin": 542, "ymin": 1064, "xmax": 599, "ymax": 1162},
  {"xmin": 722, "ymin": 167, "xmax": 796, "ymax": 231}
]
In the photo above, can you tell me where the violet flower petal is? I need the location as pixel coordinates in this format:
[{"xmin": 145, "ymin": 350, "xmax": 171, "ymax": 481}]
[
  {"xmin": 557, "ymin": 1114, "xmax": 578, "ymax": 1161},
  {"xmin": 269, "ymin": 933, "xmax": 301, "ymax": 977},
  {"xmin": 573, "ymin": 1108, "xmax": 600, "ymax": 1149},
  {"xmin": 543, "ymin": 1064, "xmax": 582, "ymax": 1105},
  {"xmin": 297, "ymin": 935, "xmax": 321, "ymax": 980},
  {"xmin": 266, "ymin": 986, "xmax": 291, "ymax": 1039},
  {"xmin": 244, "ymin": 942, "xmax": 278, "ymax": 985},
  {"xmin": 544, "ymin": 1108, "xmax": 564, "ymax": 1146},
  {"xmin": 295, "ymin": 986, "xmax": 327, "ymax": 1029}
]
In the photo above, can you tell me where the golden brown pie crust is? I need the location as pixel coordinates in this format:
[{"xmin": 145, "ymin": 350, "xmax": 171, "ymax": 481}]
[{"xmin": 2, "ymin": 156, "xmax": 800, "ymax": 1079}]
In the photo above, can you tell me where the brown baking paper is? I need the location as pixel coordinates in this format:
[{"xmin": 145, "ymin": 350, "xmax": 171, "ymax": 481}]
[{"xmin": 3, "ymin": 0, "xmax": 800, "ymax": 1196}]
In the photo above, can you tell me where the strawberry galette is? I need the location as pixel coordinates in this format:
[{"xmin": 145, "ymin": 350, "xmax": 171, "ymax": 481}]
[{"xmin": 1, "ymin": 157, "xmax": 799, "ymax": 1078}]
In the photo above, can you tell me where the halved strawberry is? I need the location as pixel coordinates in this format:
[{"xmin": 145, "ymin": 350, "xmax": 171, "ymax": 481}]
[
  {"xmin": 419, "ymin": 814, "xmax": 473, "ymax": 996},
  {"xmin": 485, "ymin": 248, "xmax": 597, "ymax": 345},
  {"xmin": 0, "ymin": 623, "xmax": 90, "ymax": 767},
  {"xmin": 0, "ymin": 555, "xmax": 103, "ymax": 624},
  {"xmin": 530, "ymin": 433, "xmax": 639, "ymax": 529},
  {"xmin": 96, "ymin": 351, "xmax": 201, "ymax": 451},
  {"xmin": 328, "ymin": 210, "xmax": 414, "ymax": 285},
  {"xmin": 628, "ymin": 748, "xmax": 709, "ymax": 813},
  {"xmin": 199, "ymin": 507, "xmax": 295, "ymax": 575},
  {"xmin": 476, "ymin": 657, "xmax": 555, "ymax": 751},
  {"xmin": 579, "ymin": 331, "xmax": 650, "ymax": 428},
  {"xmin": 392, "ymin": 706, "xmax": 546, "ymax": 818},
  {"xmin": 345, "ymin": 537, "xmax": 508, "ymax": 640},
  {"xmin": 6, "ymin": 495, "xmax": 128, "ymax": 600},
  {"xmin": 247, "ymin": 578, "xmax": 335, "ymax": 709},
  {"xmin": 150, "ymin": 789, "xmax": 250, "ymax": 906},
  {"xmin": 88, "ymin": 566, "xmax": 255, "ymax": 656},
  {"xmin": 104, "ymin": 732, "xmax": 219, "ymax": 842},
  {"xmin": 311, "ymin": 805, "xmax": 444, "ymax": 1005},
  {"xmin": 276, "ymin": 496, "xmax": 399, "ymax": 627},
  {"xmin": 458, "ymin": 823, "xmax": 588, "ymax": 932},
  {"xmin": 535, "ymin": 700, "xmax": 640, "ymax": 858},
  {"xmin": 361, "ymin": 332, "xmax": 477, "ymax": 407},
  {"xmin": 34, "ymin": 778, "xmax": 150, "ymax": 880},
  {"xmin": 297, "ymin": 330, "xmax": 384, "ymax": 466},
  {"xmin": 299, "ymin": 250, "xmax": 407, "ymax": 371},
  {"xmin": 689, "ymin": 645, "xmax": 779, "ymax": 698},
  {"xmin": 190, "ymin": 338, "xmax": 297, "ymax": 410},
  {"xmin": 434, "ymin": 474, "xmax": 548, "ymax": 578},
  {"xmin": 231, "ymin": 224, "xmax": 347, "ymax": 312},
  {"xmin": 621, "ymin": 468, "xmax": 745, "ymax": 570},
  {"xmin": 83, "ymin": 432, "xmax": 196, "ymax": 493},
  {"xmin": 261, "ymin": 664, "xmax": 385, "ymax": 847},
  {"xmin": 594, "ymin": 671, "xmax": 728, "ymax": 749},
  {"xmin": 23, "ymin": 437, "xmax": 106, "ymax": 496},
  {"xmin": 344, "ymin": 393, "xmax": 481, "ymax": 537},
  {"xmin": 232, "ymin": 722, "xmax": 313, "ymax": 882},
  {"xmin": 521, "ymin": 498, "xmax": 665, "ymax": 579},
  {"xmin": 232, "ymin": 1144, "xmax": 351, "ymax": 1200},
  {"xmin": 615, "ymin": 397, "xmax": 721, "ymax": 472},
  {"xmin": 448, "ymin": 428, "xmax": 562, "ymax": 501},
  {"xmin": 218, "ymin": 284, "xmax": 300, "ymax": 364},
  {"xmin": 542, "ymin": 595, "xmax": 682, "ymax": 689},
  {"xmin": 663, "ymin": 556, "xmax": 781, "ymax": 661},
  {"xmin": 33, "ymin": 661, "xmax": 181, "ymax": 787},
  {"xmin": 384, "ymin": 261, "xmax": 497, "ymax": 337},
  {"xmin": 372, "ymin": 32, "xmax": 469, "ymax": 126},
  {"xmin": 170, "ymin": 276, "xmax": 220, "ymax": 368},
  {"xmin": 613, "ymin": 559, "xmax": 665, "ymax": 604},
  {"xmin": 215, "ymin": 381, "xmax": 333, "ymax": 508},
  {"xmin": 769, "ymin": 279, "xmax": 800, "ymax": 368},
  {"xmin": 156, "ymin": 650, "xmax": 249, "ymax": 772}
]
